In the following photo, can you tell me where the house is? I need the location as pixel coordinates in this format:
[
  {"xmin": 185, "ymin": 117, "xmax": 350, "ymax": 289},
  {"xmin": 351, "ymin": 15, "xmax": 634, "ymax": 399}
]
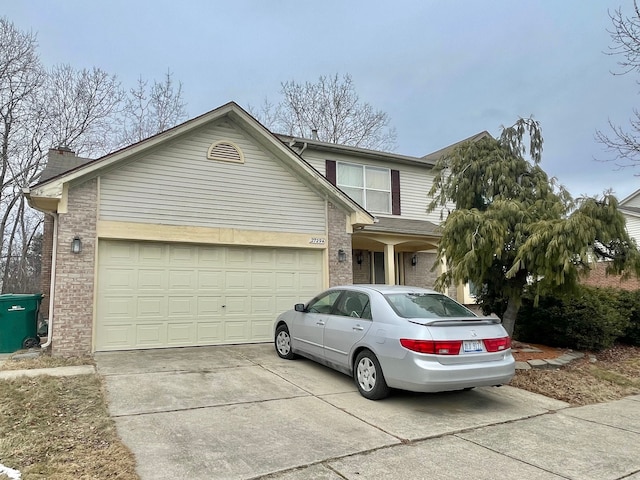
[
  {"xmin": 581, "ymin": 190, "xmax": 640, "ymax": 291},
  {"xmin": 25, "ymin": 102, "xmax": 480, "ymax": 357}
]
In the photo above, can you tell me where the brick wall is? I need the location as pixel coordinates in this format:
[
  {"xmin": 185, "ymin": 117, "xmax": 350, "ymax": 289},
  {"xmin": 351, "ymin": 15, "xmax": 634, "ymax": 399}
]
[
  {"xmin": 51, "ymin": 179, "xmax": 98, "ymax": 356},
  {"xmin": 403, "ymin": 252, "xmax": 439, "ymax": 289},
  {"xmin": 352, "ymin": 250, "xmax": 371, "ymax": 284},
  {"xmin": 40, "ymin": 214, "xmax": 54, "ymax": 320},
  {"xmin": 581, "ymin": 262, "xmax": 640, "ymax": 291},
  {"xmin": 327, "ymin": 202, "xmax": 353, "ymax": 286}
]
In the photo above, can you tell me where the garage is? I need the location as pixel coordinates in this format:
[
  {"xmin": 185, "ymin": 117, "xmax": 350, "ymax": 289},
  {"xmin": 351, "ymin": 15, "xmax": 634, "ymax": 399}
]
[{"xmin": 95, "ymin": 240, "xmax": 324, "ymax": 351}]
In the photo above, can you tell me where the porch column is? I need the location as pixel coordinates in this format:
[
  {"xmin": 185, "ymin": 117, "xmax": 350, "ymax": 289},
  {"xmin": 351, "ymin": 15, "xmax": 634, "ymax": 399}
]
[{"xmin": 384, "ymin": 243, "xmax": 396, "ymax": 285}]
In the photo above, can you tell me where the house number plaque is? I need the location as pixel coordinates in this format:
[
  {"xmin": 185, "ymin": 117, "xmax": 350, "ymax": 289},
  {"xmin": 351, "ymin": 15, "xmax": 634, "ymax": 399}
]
[{"xmin": 309, "ymin": 237, "xmax": 326, "ymax": 244}]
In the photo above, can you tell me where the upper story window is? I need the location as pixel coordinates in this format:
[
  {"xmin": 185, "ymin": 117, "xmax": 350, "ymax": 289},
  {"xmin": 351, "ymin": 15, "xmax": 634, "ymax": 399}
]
[{"xmin": 337, "ymin": 162, "xmax": 391, "ymax": 214}]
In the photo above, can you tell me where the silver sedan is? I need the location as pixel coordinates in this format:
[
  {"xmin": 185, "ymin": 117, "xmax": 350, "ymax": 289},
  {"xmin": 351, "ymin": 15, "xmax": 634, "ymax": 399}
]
[{"xmin": 274, "ymin": 285, "xmax": 515, "ymax": 400}]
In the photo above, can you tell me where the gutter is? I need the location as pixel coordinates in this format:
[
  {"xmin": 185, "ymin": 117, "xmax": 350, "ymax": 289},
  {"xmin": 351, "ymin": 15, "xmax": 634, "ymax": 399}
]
[{"xmin": 23, "ymin": 187, "xmax": 57, "ymax": 350}]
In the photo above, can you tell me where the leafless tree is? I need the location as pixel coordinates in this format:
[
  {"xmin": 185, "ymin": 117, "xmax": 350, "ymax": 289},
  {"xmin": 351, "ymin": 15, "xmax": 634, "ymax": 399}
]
[
  {"xmin": 119, "ymin": 69, "xmax": 187, "ymax": 146},
  {"xmin": 252, "ymin": 73, "xmax": 397, "ymax": 151},
  {"xmin": 1, "ymin": 18, "xmax": 189, "ymax": 292},
  {"xmin": 42, "ymin": 64, "xmax": 124, "ymax": 157},
  {"xmin": 597, "ymin": 0, "xmax": 640, "ymax": 167},
  {"xmin": 0, "ymin": 18, "xmax": 44, "ymax": 292}
]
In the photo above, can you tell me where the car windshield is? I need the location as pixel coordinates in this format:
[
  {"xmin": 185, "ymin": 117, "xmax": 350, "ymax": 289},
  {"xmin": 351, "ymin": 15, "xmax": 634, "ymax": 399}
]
[{"xmin": 384, "ymin": 293, "xmax": 477, "ymax": 319}]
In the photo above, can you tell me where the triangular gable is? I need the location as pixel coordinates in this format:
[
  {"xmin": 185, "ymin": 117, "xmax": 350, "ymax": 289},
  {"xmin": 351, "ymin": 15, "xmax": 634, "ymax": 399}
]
[
  {"xmin": 25, "ymin": 102, "xmax": 374, "ymax": 226},
  {"xmin": 619, "ymin": 188, "xmax": 640, "ymax": 209},
  {"xmin": 421, "ymin": 131, "xmax": 493, "ymax": 163}
]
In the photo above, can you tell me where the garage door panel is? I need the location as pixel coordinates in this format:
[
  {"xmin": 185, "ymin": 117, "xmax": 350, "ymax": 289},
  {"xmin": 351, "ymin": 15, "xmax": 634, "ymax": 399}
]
[
  {"xmin": 225, "ymin": 271, "xmax": 250, "ymax": 290},
  {"xmin": 169, "ymin": 245, "xmax": 197, "ymax": 264},
  {"xmin": 197, "ymin": 271, "xmax": 223, "ymax": 291},
  {"xmin": 168, "ymin": 270, "xmax": 195, "ymax": 290},
  {"xmin": 197, "ymin": 322, "xmax": 223, "ymax": 343},
  {"xmin": 225, "ymin": 321, "xmax": 249, "ymax": 341},
  {"xmin": 102, "ymin": 296, "xmax": 135, "ymax": 318},
  {"xmin": 224, "ymin": 296, "xmax": 251, "ymax": 315},
  {"xmin": 167, "ymin": 296, "xmax": 194, "ymax": 316},
  {"xmin": 101, "ymin": 324, "xmax": 136, "ymax": 348},
  {"xmin": 138, "ymin": 244, "xmax": 164, "ymax": 263},
  {"xmin": 167, "ymin": 322, "xmax": 195, "ymax": 345},
  {"xmin": 136, "ymin": 323, "xmax": 166, "ymax": 347},
  {"xmin": 138, "ymin": 269, "xmax": 166, "ymax": 290},
  {"xmin": 250, "ymin": 319, "xmax": 273, "ymax": 341},
  {"xmin": 137, "ymin": 296, "xmax": 165, "ymax": 318},
  {"xmin": 275, "ymin": 272, "xmax": 296, "ymax": 290},
  {"xmin": 198, "ymin": 247, "xmax": 224, "ymax": 266},
  {"xmin": 251, "ymin": 271, "xmax": 274, "ymax": 290},
  {"xmin": 103, "ymin": 268, "xmax": 135, "ymax": 290},
  {"xmin": 97, "ymin": 240, "xmax": 323, "ymax": 351},
  {"xmin": 196, "ymin": 296, "xmax": 223, "ymax": 315}
]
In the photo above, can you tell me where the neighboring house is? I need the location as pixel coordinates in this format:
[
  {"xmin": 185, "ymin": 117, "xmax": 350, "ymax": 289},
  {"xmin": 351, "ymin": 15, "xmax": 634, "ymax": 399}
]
[
  {"xmin": 25, "ymin": 102, "xmax": 483, "ymax": 356},
  {"xmin": 580, "ymin": 189, "xmax": 640, "ymax": 291}
]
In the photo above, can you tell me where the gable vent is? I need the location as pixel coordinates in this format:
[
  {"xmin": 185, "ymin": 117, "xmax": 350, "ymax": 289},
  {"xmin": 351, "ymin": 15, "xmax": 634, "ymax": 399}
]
[{"xmin": 207, "ymin": 141, "xmax": 244, "ymax": 164}]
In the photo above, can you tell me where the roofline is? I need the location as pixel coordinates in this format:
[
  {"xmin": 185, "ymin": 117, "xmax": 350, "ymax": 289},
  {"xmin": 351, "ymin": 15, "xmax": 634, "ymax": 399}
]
[
  {"xmin": 26, "ymin": 102, "xmax": 375, "ymax": 224},
  {"xmin": 275, "ymin": 134, "xmax": 436, "ymax": 167},
  {"xmin": 421, "ymin": 130, "xmax": 493, "ymax": 161},
  {"xmin": 619, "ymin": 188, "xmax": 640, "ymax": 206}
]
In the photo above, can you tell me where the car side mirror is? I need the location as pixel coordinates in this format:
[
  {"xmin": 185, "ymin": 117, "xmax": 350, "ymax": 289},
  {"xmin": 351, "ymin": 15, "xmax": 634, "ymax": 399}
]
[{"xmin": 294, "ymin": 303, "xmax": 306, "ymax": 312}]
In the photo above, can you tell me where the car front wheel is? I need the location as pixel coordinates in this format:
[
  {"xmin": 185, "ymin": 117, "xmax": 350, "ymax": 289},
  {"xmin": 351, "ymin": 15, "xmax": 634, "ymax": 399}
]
[
  {"xmin": 275, "ymin": 324, "xmax": 295, "ymax": 360},
  {"xmin": 354, "ymin": 350, "xmax": 390, "ymax": 400}
]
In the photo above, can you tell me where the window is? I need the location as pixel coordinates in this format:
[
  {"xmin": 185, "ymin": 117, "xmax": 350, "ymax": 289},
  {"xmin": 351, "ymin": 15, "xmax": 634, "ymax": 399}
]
[
  {"xmin": 334, "ymin": 291, "xmax": 372, "ymax": 319},
  {"xmin": 337, "ymin": 162, "xmax": 391, "ymax": 214},
  {"xmin": 307, "ymin": 290, "xmax": 342, "ymax": 314}
]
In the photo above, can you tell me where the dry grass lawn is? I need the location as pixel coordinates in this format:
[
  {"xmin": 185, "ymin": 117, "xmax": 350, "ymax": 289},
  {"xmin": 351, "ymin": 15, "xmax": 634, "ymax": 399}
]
[
  {"xmin": 0, "ymin": 345, "xmax": 639, "ymax": 479},
  {"xmin": 0, "ymin": 355, "xmax": 138, "ymax": 480},
  {"xmin": 510, "ymin": 344, "xmax": 640, "ymax": 405}
]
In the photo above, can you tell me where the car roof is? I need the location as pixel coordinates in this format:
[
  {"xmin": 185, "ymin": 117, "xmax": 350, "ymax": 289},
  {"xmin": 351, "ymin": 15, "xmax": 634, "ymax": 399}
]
[{"xmin": 332, "ymin": 285, "xmax": 440, "ymax": 295}]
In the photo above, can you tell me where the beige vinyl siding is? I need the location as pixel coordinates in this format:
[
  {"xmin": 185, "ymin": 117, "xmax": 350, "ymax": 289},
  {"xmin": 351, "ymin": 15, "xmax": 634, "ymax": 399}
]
[
  {"xmin": 624, "ymin": 193, "xmax": 640, "ymax": 209},
  {"xmin": 99, "ymin": 119, "xmax": 326, "ymax": 233},
  {"xmin": 301, "ymin": 149, "xmax": 445, "ymax": 224},
  {"xmin": 624, "ymin": 214, "xmax": 640, "ymax": 244}
]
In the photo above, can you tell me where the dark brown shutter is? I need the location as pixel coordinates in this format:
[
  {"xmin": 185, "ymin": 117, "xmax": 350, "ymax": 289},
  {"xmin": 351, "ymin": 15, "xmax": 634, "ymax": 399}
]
[
  {"xmin": 326, "ymin": 160, "xmax": 336, "ymax": 185},
  {"xmin": 391, "ymin": 169, "xmax": 401, "ymax": 215}
]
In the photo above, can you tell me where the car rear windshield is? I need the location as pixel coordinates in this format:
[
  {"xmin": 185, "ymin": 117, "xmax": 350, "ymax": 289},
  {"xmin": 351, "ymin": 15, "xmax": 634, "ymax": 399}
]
[{"xmin": 384, "ymin": 293, "xmax": 477, "ymax": 319}]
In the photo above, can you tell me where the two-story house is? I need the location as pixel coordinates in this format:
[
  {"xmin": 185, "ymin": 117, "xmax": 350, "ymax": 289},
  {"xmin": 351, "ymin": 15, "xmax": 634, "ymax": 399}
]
[{"xmin": 25, "ymin": 102, "xmax": 482, "ymax": 356}]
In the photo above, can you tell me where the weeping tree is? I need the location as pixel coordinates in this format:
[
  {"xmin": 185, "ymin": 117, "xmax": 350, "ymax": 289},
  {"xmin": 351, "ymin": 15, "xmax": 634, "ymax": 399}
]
[{"xmin": 429, "ymin": 118, "xmax": 640, "ymax": 336}]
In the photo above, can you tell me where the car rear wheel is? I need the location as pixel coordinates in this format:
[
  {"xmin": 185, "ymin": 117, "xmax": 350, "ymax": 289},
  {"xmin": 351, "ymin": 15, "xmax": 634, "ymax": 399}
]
[
  {"xmin": 354, "ymin": 350, "xmax": 390, "ymax": 400},
  {"xmin": 275, "ymin": 324, "xmax": 295, "ymax": 360}
]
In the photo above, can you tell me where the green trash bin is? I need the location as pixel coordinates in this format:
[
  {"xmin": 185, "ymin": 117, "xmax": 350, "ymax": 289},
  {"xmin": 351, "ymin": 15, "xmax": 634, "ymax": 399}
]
[{"xmin": 0, "ymin": 294, "xmax": 44, "ymax": 353}]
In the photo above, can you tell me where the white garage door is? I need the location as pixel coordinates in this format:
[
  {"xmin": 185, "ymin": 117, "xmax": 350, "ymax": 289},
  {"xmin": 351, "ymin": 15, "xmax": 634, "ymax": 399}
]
[{"xmin": 95, "ymin": 240, "xmax": 324, "ymax": 351}]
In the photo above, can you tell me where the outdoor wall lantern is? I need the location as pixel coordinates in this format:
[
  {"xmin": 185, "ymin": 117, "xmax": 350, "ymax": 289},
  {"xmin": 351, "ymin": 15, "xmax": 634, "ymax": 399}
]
[
  {"xmin": 71, "ymin": 236, "xmax": 82, "ymax": 254},
  {"xmin": 356, "ymin": 252, "xmax": 363, "ymax": 265},
  {"xmin": 338, "ymin": 249, "xmax": 347, "ymax": 262},
  {"xmin": 411, "ymin": 254, "xmax": 418, "ymax": 266}
]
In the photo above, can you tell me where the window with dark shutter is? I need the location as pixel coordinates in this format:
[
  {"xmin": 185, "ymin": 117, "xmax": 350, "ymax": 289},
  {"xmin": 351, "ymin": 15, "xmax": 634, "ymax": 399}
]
[
  {"xmin": 391, "ymin": 169, "xmax": 401, "ymax": 215},
  {"xmin": 326, "ymin": 160, "xmax": 336, "ymax": 185}
]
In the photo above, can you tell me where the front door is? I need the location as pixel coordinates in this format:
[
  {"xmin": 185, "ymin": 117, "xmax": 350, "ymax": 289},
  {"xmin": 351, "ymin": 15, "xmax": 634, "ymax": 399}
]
[{"xmin": 373, "ymin": 252, "xmax": 386, "ymax": 284}]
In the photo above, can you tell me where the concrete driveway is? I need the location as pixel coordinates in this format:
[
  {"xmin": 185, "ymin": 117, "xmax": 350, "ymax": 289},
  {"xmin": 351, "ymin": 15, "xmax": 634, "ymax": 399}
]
[{"xmin": 95, "ymin": 344, "xmax": 640, "ymax": 480}]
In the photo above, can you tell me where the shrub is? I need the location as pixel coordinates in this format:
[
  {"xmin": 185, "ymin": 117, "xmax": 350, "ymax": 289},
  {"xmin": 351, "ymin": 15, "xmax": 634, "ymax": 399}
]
[
  {"xmin": 515, "ymin": 286, "xmax": 630, "ymax": 351},
  {"xmin": 618, "ymin": 289, "xmax": 640, "ymax": 346}
]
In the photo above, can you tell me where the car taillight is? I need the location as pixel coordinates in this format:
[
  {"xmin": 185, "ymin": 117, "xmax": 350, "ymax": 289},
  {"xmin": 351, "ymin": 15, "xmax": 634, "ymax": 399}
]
[
  {"xmin": 483, "ymin": 336, "xmax": 511, "ymax": 352},
  {"xmin": 400, "ymin": 339, "xmax": 462, "ymax": 355}
]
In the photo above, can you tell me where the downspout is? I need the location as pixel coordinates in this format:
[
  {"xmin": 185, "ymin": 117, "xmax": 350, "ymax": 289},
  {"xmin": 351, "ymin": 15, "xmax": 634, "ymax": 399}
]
[{"xmin": 40, "ymin": 211, "xmax": 58, "ymax": 350}]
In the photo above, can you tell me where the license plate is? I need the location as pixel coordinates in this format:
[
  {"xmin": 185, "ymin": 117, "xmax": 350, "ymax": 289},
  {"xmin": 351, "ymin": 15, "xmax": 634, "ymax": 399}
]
[{"xmin": 463, "ymin": 340, "xmax": 483, "ymax": 353}]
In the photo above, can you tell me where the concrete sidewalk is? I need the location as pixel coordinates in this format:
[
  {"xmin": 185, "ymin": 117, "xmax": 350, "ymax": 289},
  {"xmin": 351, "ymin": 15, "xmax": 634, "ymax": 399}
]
[{"xmin": 94, "ymin": 344, "xmax": 640, "ymax": 480}]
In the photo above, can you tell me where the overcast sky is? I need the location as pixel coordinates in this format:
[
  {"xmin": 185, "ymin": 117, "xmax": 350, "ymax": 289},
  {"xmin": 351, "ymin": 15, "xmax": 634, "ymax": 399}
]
[{"xmin": 4, "ymin": 0, "xmax": 640, "ymax": 200}]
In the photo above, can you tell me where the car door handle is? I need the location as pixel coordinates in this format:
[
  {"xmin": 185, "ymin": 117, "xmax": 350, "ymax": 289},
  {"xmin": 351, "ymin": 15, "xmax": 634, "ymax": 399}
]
[
  {"xmin": 316, "ymin": 321, "xmax": 325, "ymax": 326},
  {"xmin": 353, "ymin": 325, "xmax": 364, "ymax": 331}
]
